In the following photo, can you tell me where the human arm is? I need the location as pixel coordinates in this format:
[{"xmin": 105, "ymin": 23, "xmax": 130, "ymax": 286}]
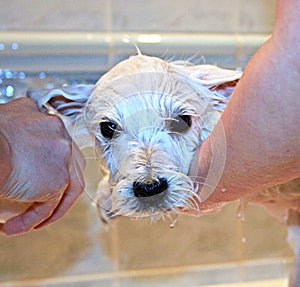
[
  {"xmin": 0, "ymin": 128, "xmax": 12, "ymax": 189},
  {"xmin": 0, "ymin": 97, "xmax": 85, "ymax": 235},
  {"xmin": 189, "ymin": 0, "xmax": 300, "ymax": 210}
]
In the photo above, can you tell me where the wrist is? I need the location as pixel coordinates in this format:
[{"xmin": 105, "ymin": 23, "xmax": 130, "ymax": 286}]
[{"xmin": 0, "ymin": 129, "xmax": 12, "ymax": 193}]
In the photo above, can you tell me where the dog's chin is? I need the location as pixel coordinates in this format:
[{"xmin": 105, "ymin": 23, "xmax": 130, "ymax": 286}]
[{"xmin": 111, "ymin": 191, "xmax": 170, "ymax": 219}]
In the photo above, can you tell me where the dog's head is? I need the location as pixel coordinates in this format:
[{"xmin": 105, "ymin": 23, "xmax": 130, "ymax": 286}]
[{"xmin": 28, "ymin": 55, "xmax": 241, "ymax": 220}]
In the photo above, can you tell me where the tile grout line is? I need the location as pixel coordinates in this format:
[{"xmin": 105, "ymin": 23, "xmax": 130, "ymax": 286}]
[
  {"xmin": 105, "ymin": 0, "xmax": 114, "ymax": 71},
  {"xmin": 0, "ymin": 257, "xmax": 293, "ymax": 286},
  {"xmin": 112, "ymin": 220, "xmax": 121, "ymax": 287}
]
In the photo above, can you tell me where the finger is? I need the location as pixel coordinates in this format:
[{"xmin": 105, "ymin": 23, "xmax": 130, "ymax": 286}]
[
  {"xmin": 11, "ymin": 97, "xmax": 39, "ymax": 111},
  {"xmin": 34, "ymin": 163, "xmax": 85, "ymax": 229},
  {"xmin": 2, "ymin": 200, "xmax": 60, "ymax": 236}
]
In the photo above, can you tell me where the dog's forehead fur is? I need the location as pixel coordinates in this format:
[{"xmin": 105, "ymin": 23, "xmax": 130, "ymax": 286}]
[
  {"xmin": 96, "ymin": 55, "xmax": 170, "ymax": 86},
  {"xmin": 86, "ymin": 55, "xmax": 217, "ymax": 132}
]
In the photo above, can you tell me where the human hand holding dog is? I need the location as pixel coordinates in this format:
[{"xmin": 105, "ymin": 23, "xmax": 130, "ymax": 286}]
[
  {"xmin": 0, "ymin": 97, "xmax": 85, "ymax": 236},
  {"xmin": 2, "ymin": 0, "xmax": 298, "ymax": 226},
  {"xmin": 188, "ymin": 0, "xmax": 300, "ymax": 212}
]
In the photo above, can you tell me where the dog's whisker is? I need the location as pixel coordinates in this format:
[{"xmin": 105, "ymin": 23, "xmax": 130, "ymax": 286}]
[
  {"xmin": 107, "ymin": 206, "xmax": 120, "ymax": 217},
  {"xmin": 164, "ymin": 200, "xmax": 176, "ymax": 211},
  {"xmin": 166, "ymin": 194, "xmax": 182, "ymax": 207},
  {"xmin": 188, "ymin": 188, "xmax": 201, "ymax": 202},
  {"xmin": 150, "ymin": 211, "xmax": 158, "ymax": 222},
  {"xmin": 189, "ymin": 175, "xmax": 209, "ymax": 183},
  {"xmin": 184, "ymin": 196, "xmax": 197, "ymax": 209},
  {"xmin": 163, "ymin": 212, "xmax": 171, "ymax": 222},
  {"xmin": 114, "ymin": 204, "xmax": 137, "ymax": 218},
  {"xmin": 187, "ymin": 197, "xmax": 201, "ymax": 213},
  {"xmin": 180, "ymin": 198, "xmax": 195, "ymax": 211},
  {"xmin": 107, "ymin": 211, "xmax": 119, "ymax": 219},
  {"xmin": 189, "ymin": 176, "xmax": 219, "ymax": 190},
  {"xmin": 90, "ymin": 197, "xmax": 113, "ymax": 214}
]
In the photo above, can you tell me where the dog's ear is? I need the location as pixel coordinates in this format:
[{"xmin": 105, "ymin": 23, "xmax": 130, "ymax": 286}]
[
  {"xmin": 27, "ymin": 85, "xmax": 94, "ymax": 120},
  {"xmin": 171, "ymin": 63, "xmax": 242, "ymax": 112},
  {"xmin": 170, "ymin": 62, "xmax": 242, "ymax": 141},
  {"xmin": 27, "ymin": 84, "xmax": 94, "ymax": 148}
]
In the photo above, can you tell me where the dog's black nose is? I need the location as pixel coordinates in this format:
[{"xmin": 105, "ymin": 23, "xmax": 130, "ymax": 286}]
[{"xmin": 133, "ymin": 178, "xmax": 168, "ymax": 197}]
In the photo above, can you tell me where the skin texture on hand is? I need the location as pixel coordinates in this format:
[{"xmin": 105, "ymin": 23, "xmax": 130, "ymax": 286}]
[
  {"xmin": 0, "ymin": 98, "xmax": 85, "ymax": 235},
  {"xmin": 189, "ymin": 0, "xmax": 300, "ymax": 211},
  {"xmin": 0, "ymin": 129, "xmax": 12, "ymax": 189}
]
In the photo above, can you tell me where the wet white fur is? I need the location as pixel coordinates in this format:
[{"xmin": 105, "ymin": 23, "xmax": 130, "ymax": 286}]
[
  {"xmin": 87, "ymin": 55, "xmax": 241, "ymax": 220},
  {"xmin": 28, "ymin": 54, "xmax": 241, "ymax": 221}
]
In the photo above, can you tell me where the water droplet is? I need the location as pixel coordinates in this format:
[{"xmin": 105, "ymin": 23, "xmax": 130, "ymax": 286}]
[
  {"xmin": 11, "ymin": 42, "xmax": 19, "ymax": 50},
  {"xmin": 39, "ymin": 72, "xmax": 46, "ymax": 79},
  {"xmin": 53, "ymin": 74, "xmax": 60, "ymax": 81},
  {"xmin": 104, "ymin": 36, "xmax": 111, "ymax": 43},
  {"xmin": 169, "ymin": 214, "xmax": 179, "ymax": 228},
  {"xmin": 46, "ymin": 83, "xmax": 54, "ymax": 89},
  {"xmin": 5, "ymin": 71, "xmax": 13, "ymax": 79},
  {"xmin": 6, "ymin": 86, "xmax": 14, "ymax": 97},
  {"xmin": 221, "ymin": 187, "xmax": 226, "ymax": 193},
  {"xmin": 122, "ymin": 35, "xmax": 130, "ymax": 43},
  {"xmin": 236, "ymin": 198, "xmax": 248, "ymax": 222},
  {"xmin": 282, "ymin": 213, "xmax": 289, "ymax": 225},
  {"xmin": 18, "ymin": 72, "xmax": 26, "ymax": 79},
  {"xmin": 169, "ymin": 220, "xmax": 177, "ymax": 228}
]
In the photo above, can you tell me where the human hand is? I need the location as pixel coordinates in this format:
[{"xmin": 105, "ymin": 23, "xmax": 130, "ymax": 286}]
[{"xmin": 0, "ymin": 98, "xmax": 85, "ymax": 236}]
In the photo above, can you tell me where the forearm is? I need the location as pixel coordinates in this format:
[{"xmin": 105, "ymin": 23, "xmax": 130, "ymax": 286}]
[{"xmin": 192, "ymin": 0, "xmax": 300, "ymax": 206}]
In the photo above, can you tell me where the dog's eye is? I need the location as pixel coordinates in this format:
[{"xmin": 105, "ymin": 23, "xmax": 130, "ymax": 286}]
[
  {"xmin": 169, "ymin": 115, "xmax": 192, "ymax": 133},
  {"xmin": 100, "ymin": 121, "xmax": 119, "ymax": 139}
]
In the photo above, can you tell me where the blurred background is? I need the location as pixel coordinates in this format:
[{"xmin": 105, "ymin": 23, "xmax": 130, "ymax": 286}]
[{"xmin": 0, "ymin": 1, "xmax": 294, "ymax": 287}]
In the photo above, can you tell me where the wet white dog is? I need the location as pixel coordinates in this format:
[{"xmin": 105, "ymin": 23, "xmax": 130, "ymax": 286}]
[
  {"xmin": 28, "ymin": 54, "xmax": 241, "ymax": 222},
  {"xmin": 28, "ymin": 54, "xmax": 300, "ymax": 285}
]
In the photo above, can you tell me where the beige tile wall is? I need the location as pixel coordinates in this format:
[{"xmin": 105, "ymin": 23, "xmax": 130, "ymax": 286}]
[
  {"xmin": 0, "ymin": 0, "xmax": 276, "ymax": 33},
  {"xmin": 0, "ymin": 0, "xmax": 276, "ymax": 76},
  {"xmin": 0, "ymin": 153, "xmax": 293, "ymax": 287}
]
